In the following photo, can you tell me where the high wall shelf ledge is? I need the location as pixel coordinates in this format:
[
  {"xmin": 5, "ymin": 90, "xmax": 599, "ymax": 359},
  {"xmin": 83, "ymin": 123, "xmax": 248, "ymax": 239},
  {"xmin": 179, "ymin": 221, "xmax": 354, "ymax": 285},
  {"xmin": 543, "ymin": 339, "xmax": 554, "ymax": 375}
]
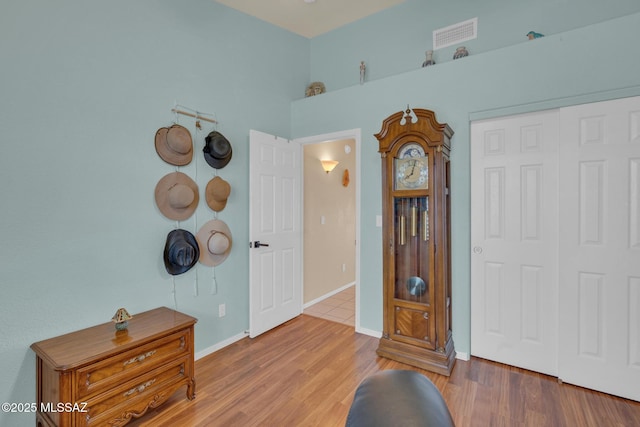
[{"xmin": 171, "ymin": 108, "xmax": 218, "ymax": 124}]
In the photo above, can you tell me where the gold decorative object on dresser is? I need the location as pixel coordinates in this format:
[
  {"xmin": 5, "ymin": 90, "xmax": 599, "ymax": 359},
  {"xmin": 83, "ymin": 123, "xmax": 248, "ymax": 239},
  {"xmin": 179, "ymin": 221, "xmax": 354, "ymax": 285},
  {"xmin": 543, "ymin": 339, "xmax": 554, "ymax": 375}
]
[
  {"xmin": 374, "ymin": 107, "xmax": 456, "ymax": 376},
  {"xmin": 30, "ymin": 307, "xmax": 197, "ymax": 427}
]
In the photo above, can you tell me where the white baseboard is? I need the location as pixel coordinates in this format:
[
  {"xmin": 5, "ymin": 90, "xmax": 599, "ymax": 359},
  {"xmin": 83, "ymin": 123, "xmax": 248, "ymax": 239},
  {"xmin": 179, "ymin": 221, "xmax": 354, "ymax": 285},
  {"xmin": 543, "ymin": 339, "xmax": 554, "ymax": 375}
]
[
  {"xmin": 355, "ymin": 326, "xmax": 382, "ymax": 338},
  {"xmin": 195, "ymin": 331, "xmax": 249, "ymax": 360},
  {"xmin": 455, "ymin": 351, "xmax": 470, "ymax": 361}
]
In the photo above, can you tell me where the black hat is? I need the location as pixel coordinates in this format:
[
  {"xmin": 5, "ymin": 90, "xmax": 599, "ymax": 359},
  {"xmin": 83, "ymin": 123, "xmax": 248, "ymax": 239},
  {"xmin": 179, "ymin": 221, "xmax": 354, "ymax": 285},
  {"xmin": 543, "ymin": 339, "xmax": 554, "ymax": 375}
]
[
  {"xmin": 203, "ymin": 131, "xmax": 232, "ymax": 169},
  {"xmin": 163, "ymin": 229, "xmax": 200, "ymax": 275}
]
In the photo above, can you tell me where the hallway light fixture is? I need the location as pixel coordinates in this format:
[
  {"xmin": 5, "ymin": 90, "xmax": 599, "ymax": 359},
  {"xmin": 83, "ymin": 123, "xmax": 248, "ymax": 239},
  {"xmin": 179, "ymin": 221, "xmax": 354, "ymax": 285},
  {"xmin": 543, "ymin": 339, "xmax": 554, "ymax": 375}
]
[{"xmin": 320, "ymin": 159, "xmax": 339, "ymax": 174}]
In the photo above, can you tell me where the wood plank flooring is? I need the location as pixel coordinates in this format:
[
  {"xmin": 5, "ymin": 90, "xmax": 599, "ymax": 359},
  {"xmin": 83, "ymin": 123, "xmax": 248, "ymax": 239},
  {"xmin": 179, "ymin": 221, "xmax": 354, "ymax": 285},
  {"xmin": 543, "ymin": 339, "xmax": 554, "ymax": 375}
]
[{"xmin": 130, "ymin": 315, "xmax": 640, "ymax": 427}]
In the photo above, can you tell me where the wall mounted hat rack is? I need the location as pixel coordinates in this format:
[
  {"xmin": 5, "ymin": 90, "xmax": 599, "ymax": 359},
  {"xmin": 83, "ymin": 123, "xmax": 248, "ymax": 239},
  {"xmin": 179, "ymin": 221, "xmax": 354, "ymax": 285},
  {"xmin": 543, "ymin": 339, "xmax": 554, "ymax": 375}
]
[{"xmin": 171, "ymin": 104, "xmax": 218, "ymax": 125}]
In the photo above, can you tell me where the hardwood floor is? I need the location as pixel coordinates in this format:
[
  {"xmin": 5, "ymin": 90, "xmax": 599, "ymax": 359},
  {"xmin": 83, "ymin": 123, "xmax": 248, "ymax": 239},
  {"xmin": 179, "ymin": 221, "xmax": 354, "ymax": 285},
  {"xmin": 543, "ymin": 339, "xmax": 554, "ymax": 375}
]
[{"xmin": 130, "ymin": 315, "xmax": 640, "ymax": 427}]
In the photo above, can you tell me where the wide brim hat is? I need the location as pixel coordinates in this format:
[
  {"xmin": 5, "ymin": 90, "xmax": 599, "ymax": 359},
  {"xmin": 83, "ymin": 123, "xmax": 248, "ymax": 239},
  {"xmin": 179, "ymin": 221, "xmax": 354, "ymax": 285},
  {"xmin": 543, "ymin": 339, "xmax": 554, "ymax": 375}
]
[
  {"xmin": 163, "ymin": 229, "xmax": 200, "ymax": 275},
  {"xmin": 205, "ymin": 176, "xmax": 231, "ymax": 212},
  {"xmin": 155, "ymin": 171, "xmax": 199, "ymax": 221},
  {"xmin": 155, "ymin": 124, "xmax": 193, "ymax": 166},
  {"xmin": 203, "ymin": 131, "xmax": 232, "ymax": 169},
  {"xmin": 196, "ymin": 219, "xmax": 232, "ymax": 267}
]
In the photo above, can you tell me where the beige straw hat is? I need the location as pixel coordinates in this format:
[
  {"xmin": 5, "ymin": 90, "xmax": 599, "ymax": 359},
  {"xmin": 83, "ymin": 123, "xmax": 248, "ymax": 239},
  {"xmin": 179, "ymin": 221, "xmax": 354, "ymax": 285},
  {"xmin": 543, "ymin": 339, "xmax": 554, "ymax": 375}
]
[
  {"xmin": 154, "ymin": 171, "xmax": 199, "ymax": 221},
  {"xmin": 196, "ymin": 219, "xmax": 232, "ymax": 267},
  {"xmin": 205, "ymin": 176, "xmax": 231, "ymax": 212},
  {"xmin": 155, "ymin": 124, "xmax": 193, "ymax": 166}
]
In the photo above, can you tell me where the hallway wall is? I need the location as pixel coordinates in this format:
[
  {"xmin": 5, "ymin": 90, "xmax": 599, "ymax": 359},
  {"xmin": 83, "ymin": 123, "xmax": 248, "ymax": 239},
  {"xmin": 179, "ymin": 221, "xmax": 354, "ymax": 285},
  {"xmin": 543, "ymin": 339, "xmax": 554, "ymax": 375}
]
[{"xmin": 303, "ymin": 139, "xmax": 356, "ymax": 303}]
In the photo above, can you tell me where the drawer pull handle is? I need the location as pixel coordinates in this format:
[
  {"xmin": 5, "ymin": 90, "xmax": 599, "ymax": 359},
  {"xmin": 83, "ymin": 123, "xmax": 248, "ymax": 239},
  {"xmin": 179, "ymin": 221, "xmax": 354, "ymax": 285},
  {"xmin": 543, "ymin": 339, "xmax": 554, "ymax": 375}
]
[
  {"xmin": 123, "ymin": 350, "xmax": 156, "ymax": 366},
  {"xmin": 124, "ymin": 379, "xmax": 156, "ymax": 396}
]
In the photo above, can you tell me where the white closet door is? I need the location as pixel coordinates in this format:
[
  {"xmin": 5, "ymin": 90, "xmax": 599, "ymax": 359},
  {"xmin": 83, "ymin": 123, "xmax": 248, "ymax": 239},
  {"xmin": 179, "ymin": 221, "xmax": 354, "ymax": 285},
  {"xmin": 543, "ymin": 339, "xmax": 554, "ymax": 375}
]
[
  {"xmin": 471, "ymin": 110, "xmax": 560, "ymax": 376},
  {"xmin": 558, "ymin": 96, "xmax": 640, "ymax": 401}
]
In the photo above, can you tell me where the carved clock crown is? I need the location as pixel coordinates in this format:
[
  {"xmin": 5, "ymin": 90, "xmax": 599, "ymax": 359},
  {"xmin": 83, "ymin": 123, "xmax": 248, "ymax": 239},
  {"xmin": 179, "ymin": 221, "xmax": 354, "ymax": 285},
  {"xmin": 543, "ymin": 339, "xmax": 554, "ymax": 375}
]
[{"xmin": 374, "ymin": 106, "xmax": 454, "ymax": 156}]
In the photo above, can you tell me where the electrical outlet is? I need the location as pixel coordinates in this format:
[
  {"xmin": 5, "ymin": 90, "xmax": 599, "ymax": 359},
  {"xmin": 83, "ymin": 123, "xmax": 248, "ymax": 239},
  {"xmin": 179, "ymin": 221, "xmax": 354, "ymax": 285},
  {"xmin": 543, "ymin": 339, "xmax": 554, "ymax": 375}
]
[{"xmin": 219, "ymin": 303, "xmax": 226, "ymax": 317}]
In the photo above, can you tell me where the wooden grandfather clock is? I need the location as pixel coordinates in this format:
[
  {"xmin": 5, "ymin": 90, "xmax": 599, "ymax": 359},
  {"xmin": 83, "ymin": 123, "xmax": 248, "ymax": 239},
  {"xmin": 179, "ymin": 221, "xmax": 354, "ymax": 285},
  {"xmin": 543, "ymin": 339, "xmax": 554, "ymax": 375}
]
[{"xmin": 375, "ymin": 107, "xmax": 455, "ymax": 376}]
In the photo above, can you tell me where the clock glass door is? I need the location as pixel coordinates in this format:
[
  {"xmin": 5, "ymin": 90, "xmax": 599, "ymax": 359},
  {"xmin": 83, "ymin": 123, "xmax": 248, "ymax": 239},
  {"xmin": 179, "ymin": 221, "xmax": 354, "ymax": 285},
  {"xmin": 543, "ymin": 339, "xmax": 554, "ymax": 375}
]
[{"xmin": 394, "ymin": 197, "xmax": 430, "ymax": 304}]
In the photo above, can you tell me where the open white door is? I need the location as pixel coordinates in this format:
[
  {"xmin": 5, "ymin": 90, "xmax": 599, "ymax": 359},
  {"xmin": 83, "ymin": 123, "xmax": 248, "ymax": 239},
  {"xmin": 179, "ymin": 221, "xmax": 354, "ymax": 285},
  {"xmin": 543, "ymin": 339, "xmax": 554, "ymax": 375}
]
[{"xmin": 249, "ymin": 130, "xmax": 302, "ymax": 338}]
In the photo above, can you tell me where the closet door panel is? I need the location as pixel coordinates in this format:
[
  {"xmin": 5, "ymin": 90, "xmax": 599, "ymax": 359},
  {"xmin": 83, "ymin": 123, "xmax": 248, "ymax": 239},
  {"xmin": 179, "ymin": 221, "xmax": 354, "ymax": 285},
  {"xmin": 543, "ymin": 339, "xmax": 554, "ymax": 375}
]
[
  {"xmin": 558, "ymin": 96, "xmax": 640, "ymax": 402},
  {"xmin": 471, "ymin": 110, "xmax": 559, "ymax": 376}
]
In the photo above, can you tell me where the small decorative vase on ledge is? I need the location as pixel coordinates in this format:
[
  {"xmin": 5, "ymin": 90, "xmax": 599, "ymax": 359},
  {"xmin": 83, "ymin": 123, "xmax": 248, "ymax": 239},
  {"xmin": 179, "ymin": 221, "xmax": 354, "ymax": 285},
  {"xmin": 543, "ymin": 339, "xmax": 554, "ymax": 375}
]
[
  {"xmin": 453, "ymin": 46, "xmax": 469, "ymax": 60},
  {"xmin": 422, "ymin": 50, "xmax": 435, "ymax": 67},
  {"xmin": 305, "ymin": 81, "xmax": 326, "ymax": 97}
]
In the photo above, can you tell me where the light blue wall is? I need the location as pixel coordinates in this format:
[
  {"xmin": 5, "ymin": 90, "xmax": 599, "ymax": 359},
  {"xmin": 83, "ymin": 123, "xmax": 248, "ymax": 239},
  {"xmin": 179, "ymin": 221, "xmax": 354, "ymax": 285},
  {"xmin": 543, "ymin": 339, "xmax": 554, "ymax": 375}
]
[
  {"xmin": 0, "ymin": 0, "xmax": 308, "ymax": 425},
  {"xmin": 2, "ymin": 0, "xmax": 640, "ymax": 424},
  {"xmin": 295, "ymin": 12, "xmax": 640, "ymax": 358},
  {"xmin": 310, "ymin": 0, "xmax": 640, "ymax": 91}
]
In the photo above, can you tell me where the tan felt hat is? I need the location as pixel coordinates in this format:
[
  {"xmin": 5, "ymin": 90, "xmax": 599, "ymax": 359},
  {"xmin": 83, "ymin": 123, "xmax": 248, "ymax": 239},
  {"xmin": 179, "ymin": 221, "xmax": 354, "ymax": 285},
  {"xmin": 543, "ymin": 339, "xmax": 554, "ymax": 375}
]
[
  {"xmin": 196, "ymin": 219, "xmax": 232, "ymax": 267},
  {"xmin": 155, "ymin": 124, "xmax": 193, "ymax": 166},
  {"xmin": 205, "ymin": 176, "xmax": 231, "ymax": 212},
  {"xmin": 154, "ymin": 171, "xmax": 199, "ymax": 221}
]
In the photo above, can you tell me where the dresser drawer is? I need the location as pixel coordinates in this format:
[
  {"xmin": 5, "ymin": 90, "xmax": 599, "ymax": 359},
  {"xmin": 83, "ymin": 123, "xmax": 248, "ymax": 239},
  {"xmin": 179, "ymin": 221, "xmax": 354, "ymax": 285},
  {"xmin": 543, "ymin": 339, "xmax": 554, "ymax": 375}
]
[
  {"xmin": 84, "ymin": 356, "xmax": 190, "ymax": 426},
  {"xmin": 76, "ymin": 328, "xmax": 191, "ymax": 399}
]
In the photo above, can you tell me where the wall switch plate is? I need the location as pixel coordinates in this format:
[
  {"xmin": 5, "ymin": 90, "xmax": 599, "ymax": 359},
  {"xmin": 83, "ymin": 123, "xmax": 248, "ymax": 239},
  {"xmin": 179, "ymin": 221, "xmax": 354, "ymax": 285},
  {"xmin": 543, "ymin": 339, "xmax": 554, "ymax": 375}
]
[{"xmin": 219, "ymin": 303, "xmax": 226, "ymax": 317}]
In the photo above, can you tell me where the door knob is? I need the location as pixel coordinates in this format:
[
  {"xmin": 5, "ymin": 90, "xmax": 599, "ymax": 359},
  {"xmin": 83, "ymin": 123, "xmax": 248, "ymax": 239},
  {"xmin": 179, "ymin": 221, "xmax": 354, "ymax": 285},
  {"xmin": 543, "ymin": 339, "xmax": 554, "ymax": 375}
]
[
  {"xmin": 253, "ymin": 241, "xmax": 270, "ymax": 248},
  {"xmin": 473, "ymin": 246, "xmax": 483, "ymax": 254}
]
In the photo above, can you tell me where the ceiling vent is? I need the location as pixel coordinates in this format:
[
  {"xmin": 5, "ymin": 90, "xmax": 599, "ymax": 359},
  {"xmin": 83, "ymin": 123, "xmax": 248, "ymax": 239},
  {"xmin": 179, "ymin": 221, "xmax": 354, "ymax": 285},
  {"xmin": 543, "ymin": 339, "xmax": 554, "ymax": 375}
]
[{"xmin": 433, "ymin": 17, "xmax": 478, "ymax": 50}]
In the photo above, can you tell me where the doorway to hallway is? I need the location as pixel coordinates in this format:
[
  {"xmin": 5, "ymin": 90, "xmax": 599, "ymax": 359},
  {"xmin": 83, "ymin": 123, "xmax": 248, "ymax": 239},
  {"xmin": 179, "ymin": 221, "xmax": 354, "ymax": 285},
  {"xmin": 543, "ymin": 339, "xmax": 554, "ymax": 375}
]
[{"xmin": 296, "ymin": 129, "xmax": 361, "ymax": 330}]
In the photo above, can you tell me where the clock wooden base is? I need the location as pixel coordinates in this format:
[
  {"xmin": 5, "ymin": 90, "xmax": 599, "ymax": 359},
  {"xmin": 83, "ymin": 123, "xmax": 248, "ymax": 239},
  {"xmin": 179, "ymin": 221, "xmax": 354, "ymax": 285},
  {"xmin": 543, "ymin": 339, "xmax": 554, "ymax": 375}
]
[{"xmin": 377, "ymin": 336, "xmax": 456, "ymax": 376}]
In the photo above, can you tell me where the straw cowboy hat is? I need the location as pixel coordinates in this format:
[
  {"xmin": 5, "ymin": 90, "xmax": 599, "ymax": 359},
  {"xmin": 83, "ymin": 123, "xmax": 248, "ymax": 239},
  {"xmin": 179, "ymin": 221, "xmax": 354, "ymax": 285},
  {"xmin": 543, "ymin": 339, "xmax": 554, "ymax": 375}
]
[
  {"xmin": 163, "ymin": 229, "xmax": 200, "ymax": 275},
  {"xmin": 154, "ymin": 171, "xmax": 199, "ymax": 221},
  {"xmin": 196, "ymin": 219, "xmax": 232, "ymax": 267},
  {"xmin": 203, "ymin": 131, "xmax": 232, "ymax": 169},
  {"xmin": 205, "ymin": 176, "xmax": 231, "ymax": 212},
  {"xmin": 155, "ymin": 124, "xmax": 193, "ymax": 166}
]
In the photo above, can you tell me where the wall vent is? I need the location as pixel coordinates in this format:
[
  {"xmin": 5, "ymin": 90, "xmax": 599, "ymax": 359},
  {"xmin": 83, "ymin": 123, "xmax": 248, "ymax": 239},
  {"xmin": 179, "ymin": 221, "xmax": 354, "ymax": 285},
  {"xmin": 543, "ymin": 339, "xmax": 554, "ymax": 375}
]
[{"xmin": 433, "ymin": 17, "xmax": 478, "ymax": 50}]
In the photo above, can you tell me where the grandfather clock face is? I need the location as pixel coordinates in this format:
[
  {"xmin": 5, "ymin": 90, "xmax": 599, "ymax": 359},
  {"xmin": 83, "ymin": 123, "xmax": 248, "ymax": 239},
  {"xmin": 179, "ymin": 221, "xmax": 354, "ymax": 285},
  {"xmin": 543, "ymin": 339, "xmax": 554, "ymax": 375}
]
[{"xmin": 394, "ymin": 143, "xmax": 428, "ymax": 190}]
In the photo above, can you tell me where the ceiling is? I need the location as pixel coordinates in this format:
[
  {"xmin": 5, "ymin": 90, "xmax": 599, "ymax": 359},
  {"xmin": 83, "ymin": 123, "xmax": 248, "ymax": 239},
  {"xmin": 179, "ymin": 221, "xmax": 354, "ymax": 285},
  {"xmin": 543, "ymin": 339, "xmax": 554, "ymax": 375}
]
[{"xmin": 214, "ymin": 0, "xmax": 406, "ymax": 38}]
